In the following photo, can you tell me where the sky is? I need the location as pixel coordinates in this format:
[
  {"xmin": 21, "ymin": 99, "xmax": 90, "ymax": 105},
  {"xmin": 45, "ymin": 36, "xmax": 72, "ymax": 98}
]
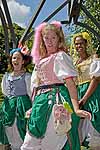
[{"xmin": 0, "ymin": 0, "xmax": 75, "ymax": 36}]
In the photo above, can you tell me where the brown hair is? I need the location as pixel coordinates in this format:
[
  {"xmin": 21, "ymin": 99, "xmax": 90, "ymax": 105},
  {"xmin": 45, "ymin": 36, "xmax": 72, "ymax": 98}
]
[{"xmin": 8, "ymin": 51, "xmax": 32, "ymax": 72}]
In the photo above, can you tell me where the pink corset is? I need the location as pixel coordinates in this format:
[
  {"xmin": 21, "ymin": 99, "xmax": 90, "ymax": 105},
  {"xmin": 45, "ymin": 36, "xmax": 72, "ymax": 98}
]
[{"xmin": 36, "ymin": 54, "xmax": 63, "ymax": 85}]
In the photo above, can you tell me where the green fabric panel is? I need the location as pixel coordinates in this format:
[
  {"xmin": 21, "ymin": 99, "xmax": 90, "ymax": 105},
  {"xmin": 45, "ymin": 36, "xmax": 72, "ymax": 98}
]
[
  {"xmin": 62, "ymin": 113, "xmax": 80, "ymax": 150},
  {"xmin": 0, "ymin": 95, "xmax": 32, "ymax": 143},
  {"xmin": 16, "ymin": 96, "xmax": 32, "ymax": 140},
  {"xmin": 28, "ymin": 91, "xmax": 55, "ymax": 138},
  {"xmin": 0, "ymin": 117, "xmax": 9, "ymax": 144},
  {"xmin": 78, "ymin": 82, "xmax": 100, "ymax": 133},
  {"xmin": 2, "ymin": 97, "xmax": 17, "ymax": 125},
  {"xmin": 28, "ymin": 85, "xmax": 80, "ymax": 149}
]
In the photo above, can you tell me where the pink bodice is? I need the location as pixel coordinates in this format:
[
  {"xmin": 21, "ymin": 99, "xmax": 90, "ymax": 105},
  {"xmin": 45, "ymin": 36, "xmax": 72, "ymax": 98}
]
[{"xmin": 36, "ymin": 54, "xmax": 63, "ymax": 85}]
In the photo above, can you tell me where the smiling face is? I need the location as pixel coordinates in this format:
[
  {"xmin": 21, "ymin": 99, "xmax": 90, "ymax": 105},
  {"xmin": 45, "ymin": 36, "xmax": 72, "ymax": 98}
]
[
  {"xmin": 42, "ymin": 30, "xmax": 59, "ymax": 55},
  {"xmin": 11, "ymin": 51, "xmax": 24, "ymax": 71},
  {"xmin": 74, "ymin": 36, "xmax": 87, "ymax": 55}
]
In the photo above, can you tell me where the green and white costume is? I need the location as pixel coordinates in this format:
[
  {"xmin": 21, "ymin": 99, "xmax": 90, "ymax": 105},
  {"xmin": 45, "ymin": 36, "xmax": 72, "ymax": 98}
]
[
  {"xmin": 0, "ymin": 72, "xmax": 32, "ymax": 150},
  {"xmin": 76, "ymin": 56, "xmax": 100, "ymax": 148},
  {"xmin": 21, "ymin": 51, "xmax": 80, "ymax": 150}
]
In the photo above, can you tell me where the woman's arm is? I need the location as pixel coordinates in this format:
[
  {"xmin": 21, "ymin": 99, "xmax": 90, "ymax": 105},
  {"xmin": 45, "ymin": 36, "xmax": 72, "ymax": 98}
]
[
  {"xmin": 25, "ymin": 72, "xmax": 32, "ymax": 98},
  {"xmin": 1, "ymin": 73, "xmax": 7, "ymax": 95},
  {"xmin": 65, "ymin": 77, "xmax": 79, "ymax": 112},
  {"xmin": 65, "ymin": 78, "xmax": 91, "ymax": 119},
  {"xmin": 79, "ymin": 78, "xmax": 98, "ymax": 107}
]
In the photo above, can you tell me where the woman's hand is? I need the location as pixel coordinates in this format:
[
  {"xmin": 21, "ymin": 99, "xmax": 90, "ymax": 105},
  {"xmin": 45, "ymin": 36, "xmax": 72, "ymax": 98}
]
[
  {"xmin": 25, "ymin": 108, "xmax": 32, "ymax": 119},
  {"xmin": 75, "ymin": 109, "xmax": 91, "ymax": 120}
]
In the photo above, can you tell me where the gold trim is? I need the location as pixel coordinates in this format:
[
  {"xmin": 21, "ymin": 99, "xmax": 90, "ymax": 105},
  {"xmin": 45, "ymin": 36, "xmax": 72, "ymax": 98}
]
[{"xmin": 78, "ymin": 80, "xmax": 90, "ymax": 85}]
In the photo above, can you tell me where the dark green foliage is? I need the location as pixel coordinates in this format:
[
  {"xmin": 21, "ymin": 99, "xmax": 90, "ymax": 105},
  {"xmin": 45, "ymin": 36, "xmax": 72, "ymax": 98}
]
[
  {"xmin": 0, "ymin": 23, "xmax": 34, "ymax": 51},
  {"xmin": 75, "ymin": 0, "xmax": 100, "ymax": 52},
  {"xmin": 0, "ymin": 49, "xmax": 8, "ymax": 74},
  {"xmin": 0, "ymin": 74, "xmax": 4, "ymax": 106}
]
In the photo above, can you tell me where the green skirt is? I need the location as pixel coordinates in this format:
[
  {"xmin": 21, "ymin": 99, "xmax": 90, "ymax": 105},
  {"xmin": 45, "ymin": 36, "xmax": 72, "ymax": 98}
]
[
  {"xmin": 0, "ymin": 95, "xmax": 32, "ymax": 144},
  {"xmin": 28, "ymin": 85, "xmax": 80, "ymax": 150},
  {"xmin": 0, "ymin": 108, "xmax": 9, "ymax": 144},
  {"xmin": 78, "ymin": 82, "xmax": 100, "ymax": 133}
]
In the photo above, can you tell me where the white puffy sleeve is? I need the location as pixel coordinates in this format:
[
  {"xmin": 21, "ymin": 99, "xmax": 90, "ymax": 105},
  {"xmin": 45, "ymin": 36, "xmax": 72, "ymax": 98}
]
[
  {"xmin": 31, "ymin": 67, "xmax": 40, "ymax": 91},
  {"xmin": 1, "ymin": 73, "xmax": 8, "ymax": 96},
  {"xmin": 89, "ymin": 58, "xmax": 100, "ymax": 78},
  {"xmin": 25, "ymin": 72, "xmax": 32, "ymax": 97},
  {"xmin": 54, "ymin": 51, "xmax": 77, "ymax": 81}
]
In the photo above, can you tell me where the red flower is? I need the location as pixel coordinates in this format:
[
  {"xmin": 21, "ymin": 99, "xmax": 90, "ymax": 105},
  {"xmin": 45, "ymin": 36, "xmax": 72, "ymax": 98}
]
[{"xmin": 21, "ymin": 46, "xmax": 29, "ymax": 55}]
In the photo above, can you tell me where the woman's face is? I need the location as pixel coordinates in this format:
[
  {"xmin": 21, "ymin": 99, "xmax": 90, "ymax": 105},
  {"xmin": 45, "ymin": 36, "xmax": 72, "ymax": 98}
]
[
  {"xmin": 43, "ymin": 30, "xmax": 59, "ymax": 55},
  {"xmin": 12, "ymin": 51, "xmax": 24, "ymax": 71},
  {"xmin": 74, "ymin": 36, "xmax": 87, "ymax": 54}
]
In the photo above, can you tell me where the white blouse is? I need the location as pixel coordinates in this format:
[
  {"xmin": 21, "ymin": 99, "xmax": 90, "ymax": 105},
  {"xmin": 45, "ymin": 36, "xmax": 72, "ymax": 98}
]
[
  {"xmin": 54, "ymin": 51, "xmax": 78, "ymax": 81},
  {"xmin": 90, "ymin": 58, "xmax": 100, "ymax": 78},
  {"xmin": 31, "ymin": 51, "xmax": 77, "ymax": 89}
]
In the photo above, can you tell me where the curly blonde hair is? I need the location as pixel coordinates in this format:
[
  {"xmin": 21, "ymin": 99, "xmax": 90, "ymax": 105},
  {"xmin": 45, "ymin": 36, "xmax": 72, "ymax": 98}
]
[
  {"xmin": 70, "ymin": 32, "xmax": 95, "ymax": 64},
  {"xmin": 31, "ymin": 21, "xmax": 67, "ymax": 64},
  {"xmin": 40, "ymin": 24, "xmax": 66, "ymax": 59}
]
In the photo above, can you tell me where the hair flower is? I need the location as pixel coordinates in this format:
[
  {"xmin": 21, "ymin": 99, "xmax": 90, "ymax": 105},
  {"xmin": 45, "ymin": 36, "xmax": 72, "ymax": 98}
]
[
  {"xmin": 21, "ymin": 46, "xmax": 30, "ymax": 55},
  {"xmin": 82, "ymin": 32, "xmax": 91, "ymax": 43},
  {"xmin": 35, "ymin": 22, "xmax": 47, "ymax": 32},
  {"xmin": 51, "ymin": 20, "xmax": 62, "ymax": 28},
  {"xmin": 10, "ymin": 48, "xmax": 21, "ymax": 55}
]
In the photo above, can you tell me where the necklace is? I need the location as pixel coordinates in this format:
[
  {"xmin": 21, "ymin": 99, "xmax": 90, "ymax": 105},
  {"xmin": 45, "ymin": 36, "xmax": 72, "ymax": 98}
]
[{"xmin": 77, "ymin": 54, "xmax": 89, "ymax": 64}]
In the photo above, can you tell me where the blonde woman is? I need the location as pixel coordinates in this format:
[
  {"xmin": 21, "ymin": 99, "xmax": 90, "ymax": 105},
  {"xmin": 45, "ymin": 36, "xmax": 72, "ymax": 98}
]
[
  {"xmin": 21, "ymin": 21, "xmax": 90, "ymax": 150},
  {"xmin": 71, "ymin": 32, "xmax": 100, "ymax": 150}
]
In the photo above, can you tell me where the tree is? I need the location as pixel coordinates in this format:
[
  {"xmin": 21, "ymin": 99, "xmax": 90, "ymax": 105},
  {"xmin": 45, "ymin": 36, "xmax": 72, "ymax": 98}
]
[
  {"xmin": 83, "ymin": 0, "xmax": 100, "ymax": 50},
  {"xmin": 0, "ymin": 23, "xmax": 34, "ymax": 73},
  {"xmin": 0, "ymin": 23, "xmax": 34, "ymax": 51},
  {"xmin": 72, "ymin": 0, "xmax": 100, "ymax": 52}
]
